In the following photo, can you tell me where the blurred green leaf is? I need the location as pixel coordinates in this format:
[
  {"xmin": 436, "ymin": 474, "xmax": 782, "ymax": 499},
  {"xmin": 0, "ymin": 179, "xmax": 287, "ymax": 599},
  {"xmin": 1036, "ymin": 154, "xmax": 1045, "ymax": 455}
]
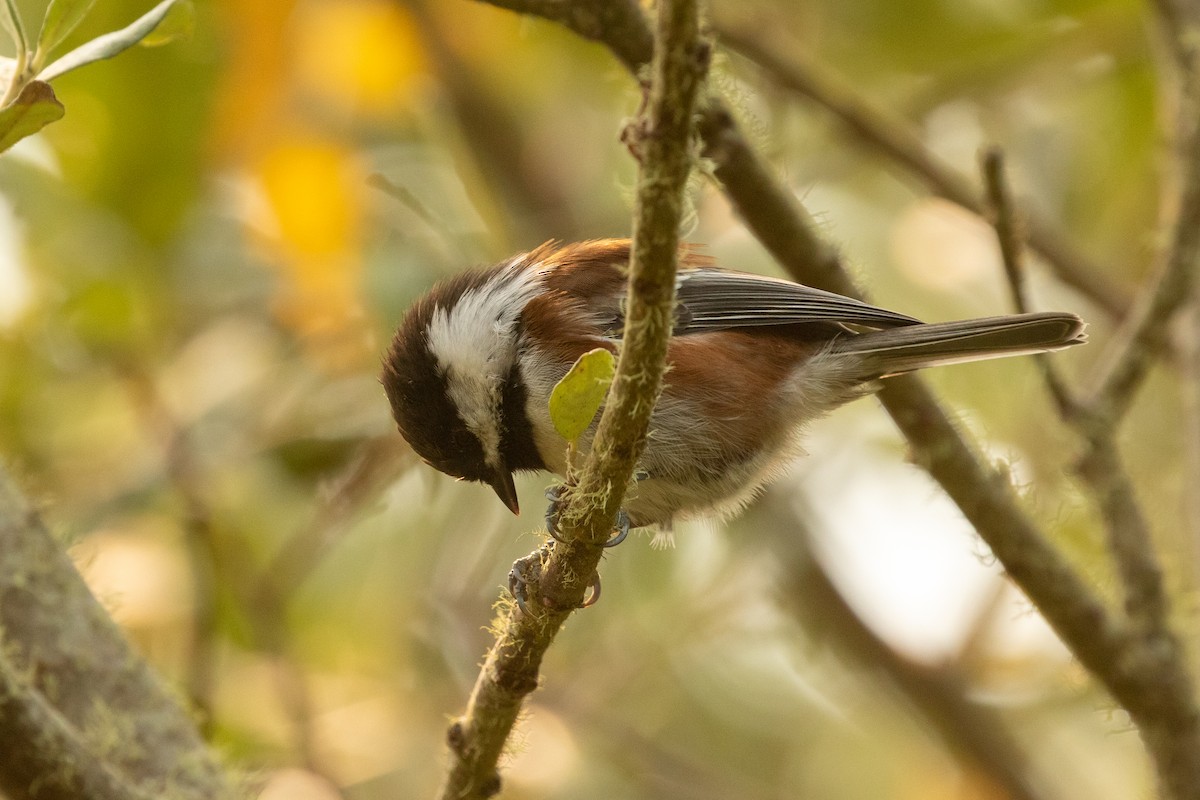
[
  {"xmin": 0, "ymin": 80, "xmax": 64, "ymax": 153},
  {"xmin": 549, "ymin": 348, "xmax": 614, "ymax": 443},
  {"xmin": 35, "ymin": 0, "xmax": 97, "ymax": 64},
  {"xmin": 0, "ymin": 0, "xmax": 28, "ymax": 55},
  {"xmin": 38, "ymin": 0, "xmax": 181, "ymax": 82}
]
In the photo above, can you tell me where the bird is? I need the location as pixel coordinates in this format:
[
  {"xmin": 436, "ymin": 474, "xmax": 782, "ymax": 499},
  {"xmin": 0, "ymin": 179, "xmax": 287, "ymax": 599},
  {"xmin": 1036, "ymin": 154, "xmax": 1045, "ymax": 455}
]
[{"xmin": 381, "ymin": 238, "xmax": 1085, "ymax": 530}]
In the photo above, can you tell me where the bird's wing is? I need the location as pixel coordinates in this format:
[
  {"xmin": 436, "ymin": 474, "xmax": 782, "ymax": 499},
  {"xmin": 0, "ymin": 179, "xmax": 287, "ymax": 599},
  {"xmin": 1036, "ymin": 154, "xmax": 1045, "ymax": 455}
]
[
  {"xmin": 533, "ymin": 240, "xmax": 922, "ymax": 336},
  {"xmin": 671, "ymin": 268, "xmax": 922, "ymax": 334}
]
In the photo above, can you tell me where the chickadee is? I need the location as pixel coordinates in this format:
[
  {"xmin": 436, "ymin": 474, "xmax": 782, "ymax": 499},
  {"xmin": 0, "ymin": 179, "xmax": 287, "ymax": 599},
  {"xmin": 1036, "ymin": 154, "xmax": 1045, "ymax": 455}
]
[{"xmin": 382, "ymin": 239, "xmax": 1085, "ymax": 529}]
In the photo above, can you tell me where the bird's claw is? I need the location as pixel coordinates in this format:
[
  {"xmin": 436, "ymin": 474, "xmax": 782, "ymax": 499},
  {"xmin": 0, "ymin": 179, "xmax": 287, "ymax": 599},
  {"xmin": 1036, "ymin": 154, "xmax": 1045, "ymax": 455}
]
[
  {"xmin": 580, "ymin": 572, "xmax": 601, "ymax": 607},
  {"xmin": 544, "ymin": 485, "xmax": 568, "ymax": 544},
  {"xmin": 603, "ymin": 510, "xmax": 629, "ymax": 548},
  {"xmin": 544, "ymin": 485, "xmax": 631, "ymax": 548},
  {"xmin": 508, "ymin": 558, "xmax": 535, "ymax": 617},
  {"xmin": 509, "ymin": 551, "xmax": 601, "ymax": 612}
]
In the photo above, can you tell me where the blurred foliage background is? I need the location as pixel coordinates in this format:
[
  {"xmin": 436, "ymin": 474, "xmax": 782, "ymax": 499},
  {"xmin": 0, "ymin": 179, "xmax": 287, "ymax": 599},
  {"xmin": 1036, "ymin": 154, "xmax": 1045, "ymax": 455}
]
[{"xmin": 0, "ymin": 0, "xmax": 1185, "ymax": 797}]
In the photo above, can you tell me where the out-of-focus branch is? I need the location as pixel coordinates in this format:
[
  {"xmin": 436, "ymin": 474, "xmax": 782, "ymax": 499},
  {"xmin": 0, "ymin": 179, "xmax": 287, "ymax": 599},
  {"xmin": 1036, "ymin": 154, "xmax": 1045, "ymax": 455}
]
[
  {"xmin": 468, "ymin": 0, "xmax": 652, "ymax": 75},
  {"xmin": 0, "ymin": 467, "xmax": 237, "ymax": 800},
  {"xmin": 0, "ymin": 658, "xmax": 160, "ymax": 800},
  {"xmin": 118, "ymin": 365, "xmax": 222, "ymax": 733},
  {"xmin": 983, "ymin": 145, "xmax": 1200, "ymax": 800},
  {"xmin": 1182, "ymin": 304, "xmax": 1200, "ymax": 589},
  {"xmin": 1085, "ymin": 66, "xmax": 1200, "ymax": 427},
  {"xmin": 713, "ymin": 21, "xmax": 1133, "ymax": 320},
  {"xmin": 1072, "ymin": 43, "xmax": 1200, "ymax": 787},
  {"xmin": 400, "ymin": 0, "xmax": 582, "ymax": 244},
  {"xmin": 1150, "ymin": 0, "xmax": 1200, "ymax": 77},
  {"xmin": 258, "ymin": 436, "xmax": 409, "ymax": 602},
  {"xmin": 435, "ymin": 3, "xmax": 708, "ymax": 798},
  {"xmin": 120, "ymin": 365, "xmax": 388, "ymax": 784},
  {"xmin": 980, "ymin": 148, "xmax": 1077, "ymax": 418},
  {"xmin": 760, "ymin": 502, "xmax": 1054, "ymax": 800},
  {"xmin": 249, "ymin": 436, "xmax": 406, "ymax": 781},
  {"xmin": 696, "ymin": 50, "xmax": 1137, "ymax": 745},
  {"xmin": 1071, "ymin": 434, "xmax": 1200, "ymax": 800}
]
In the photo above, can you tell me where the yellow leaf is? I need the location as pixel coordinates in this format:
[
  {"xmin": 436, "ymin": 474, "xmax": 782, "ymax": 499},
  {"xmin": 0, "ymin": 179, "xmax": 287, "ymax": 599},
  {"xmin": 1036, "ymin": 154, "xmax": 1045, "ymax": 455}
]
[
  {"xmin": 549, "ymin": 348, "xmax": 615, "ymax": 443},
  {"xmin": 294, "ymin": 0, "xmax": 425, "ymax": 115},
  {"xmin": 257, "ymin": 136, "xmax": 363, "ymax": 259},
  {"xmin": 253, "ymin": 136, "xmax": 371, "ymax": 370}
]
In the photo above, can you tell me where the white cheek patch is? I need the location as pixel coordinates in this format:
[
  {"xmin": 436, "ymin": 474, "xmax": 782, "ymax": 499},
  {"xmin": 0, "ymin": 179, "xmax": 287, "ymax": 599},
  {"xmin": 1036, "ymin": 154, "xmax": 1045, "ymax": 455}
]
[{"xmin": 425, "ymin": 264, "xmax": 544, "ymax": 468}]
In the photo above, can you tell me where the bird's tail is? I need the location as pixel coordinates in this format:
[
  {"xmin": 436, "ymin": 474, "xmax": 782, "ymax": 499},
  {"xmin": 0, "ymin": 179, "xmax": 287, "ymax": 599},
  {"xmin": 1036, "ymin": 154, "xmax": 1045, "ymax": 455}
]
[{"xmin": 829, "ymin": 311, "xmax": 1086, "ymax": 377}]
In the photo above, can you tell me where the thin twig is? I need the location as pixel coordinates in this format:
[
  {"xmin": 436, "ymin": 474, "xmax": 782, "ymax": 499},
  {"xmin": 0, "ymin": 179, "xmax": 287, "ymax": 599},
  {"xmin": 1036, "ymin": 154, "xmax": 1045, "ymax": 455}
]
[
  {"xmin": 399, "ymin": 0, "xmax": 582, "ymax": 244},
  {"xmin": 434, "ymin": 3, "xmax": 709, "ymax": 798},
  {"xmin": 714, "ymin": 20, "xmax": 1133, "ymax": 320},
  {"xmin": 696, "ymin": 98, "xmax": 1134, "ymax": 710},
  {"xmin": 245, "ymin": 438, "xmax": 408, "ymax": 781},
  {"xmin": 980, "ymin": 147, "xmax": 1079, "ymax": 418},
  {"xmin": 1182, "ymin": 303, "xmax": 1200, "ymax": 595},
  {"xmin": 981, "ymin": 138, "xmax": 1200, "ymax": 800},
  {"xmin": 120, "ymin": 364, "xmax": 384, "ymax": 783},
  {"xmin": 258, "ymin": 436, "xmax": 409, "ymax": 601},
  {"xmin": 981, "ymin": 146, "xmax": 1169, "ymax": 628},
  {"xmin": 1085, "ymin": 65, "xmax": 1200, "ymax": 427},
  {"xmin": 1150, "ymin": 0, "xmax": 1200, "ymax": 77},
  {"xmin": 116, "ymin": 363, "xmax": 236, "ymax": 737}
]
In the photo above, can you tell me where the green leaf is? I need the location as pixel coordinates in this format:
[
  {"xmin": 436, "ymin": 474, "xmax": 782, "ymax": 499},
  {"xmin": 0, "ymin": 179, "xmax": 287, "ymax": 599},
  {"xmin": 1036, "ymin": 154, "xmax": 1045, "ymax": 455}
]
[
  {"xmin": 38, "ymin": 0, "xmax": 180, "ymax": 82},
  {"xmin": 0, "ymin": 0, "xmax": 28, "ymax": 55},
  {"xmin": 0, "ymin": 80, "xmax": 64, "ymax": 152},
  {"xmin": 35, "ymin": 0, "xmax": 96, "ymax": 62},
  {"xmin": 549, "ymin": 348, "xmax": 615, "ymax": 443}
]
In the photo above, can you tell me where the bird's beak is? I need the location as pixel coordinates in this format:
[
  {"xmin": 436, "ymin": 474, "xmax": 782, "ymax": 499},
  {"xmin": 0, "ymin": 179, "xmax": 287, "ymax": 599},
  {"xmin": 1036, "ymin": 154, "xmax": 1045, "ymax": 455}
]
[{"xmin": 489, "ymin": 469, "xmax": 520, "ymax": 515}]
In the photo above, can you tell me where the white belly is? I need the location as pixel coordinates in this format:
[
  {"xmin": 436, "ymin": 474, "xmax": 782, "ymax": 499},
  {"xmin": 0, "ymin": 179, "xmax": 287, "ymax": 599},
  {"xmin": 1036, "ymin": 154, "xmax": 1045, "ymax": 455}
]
[{"xmin": 519, "ymin": 345, "xmax": 866, "ymax": 527}]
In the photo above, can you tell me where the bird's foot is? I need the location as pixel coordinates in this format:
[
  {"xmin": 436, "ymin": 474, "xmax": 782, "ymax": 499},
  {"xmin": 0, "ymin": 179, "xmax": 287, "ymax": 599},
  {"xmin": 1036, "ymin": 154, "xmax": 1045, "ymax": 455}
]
[
  {"xmin": 544, "ymin": 485, "xmax": 630, "ymax": 547},
  {"xmin": 606, "ymin": 510, "xmax": 629, "ymax": 548},
  {"xmin": 507, "ymin": 554, "xmax": 539, "ymax": 617},
  {"xmin": 508, "ymin": 551, "xmax": 600, "ymax": 613}
]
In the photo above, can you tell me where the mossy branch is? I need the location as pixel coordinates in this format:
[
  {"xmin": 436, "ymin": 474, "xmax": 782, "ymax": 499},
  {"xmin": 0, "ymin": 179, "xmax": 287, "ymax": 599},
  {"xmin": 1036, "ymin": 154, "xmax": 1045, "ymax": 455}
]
[
  {"xmin": 433, "ymin": 3, "xmax": 709, "ymax": 799},
  {"xmin": 0, "ymin": 658, "xmax": 159, "ymax": 800},
  {"xmin": 0, "ymin": 466, "xmax": 237, "ymax": 800}
]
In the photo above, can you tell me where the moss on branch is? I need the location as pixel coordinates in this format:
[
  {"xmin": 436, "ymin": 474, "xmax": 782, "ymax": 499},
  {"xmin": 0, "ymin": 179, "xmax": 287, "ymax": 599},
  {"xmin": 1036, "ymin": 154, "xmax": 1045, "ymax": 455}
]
[{"xmin": 434, "ymin": 3, "xmax": 709, "ymax": 798}]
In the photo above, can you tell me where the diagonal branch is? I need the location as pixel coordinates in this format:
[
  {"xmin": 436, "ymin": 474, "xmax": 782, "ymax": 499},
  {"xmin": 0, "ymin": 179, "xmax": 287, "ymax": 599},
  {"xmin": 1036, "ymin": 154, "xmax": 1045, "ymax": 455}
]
[
  {"xmin": 400, "ymin": 0, "xmax": 583, "ymax": 243},
  {"xmin": 0, "ymin": 657, "xmax": 160, "ymax": 800},
  {"xmin": 467, "ymin": 0, "xmax": 1200, "ymax": 796},
  {"xmin": 434, "ymin": 3, "xmax": 709, "ymax": 798},
  {"xmin": 713, "ymin": 21, "xmax": 1133, "ymax": 320},
  {"xmin": 983, "ymin": 144, "xmax": 1200, "ymax": 800},
  {"xmin": 980, "ymin": 148, "xmax": 1078, "ymax": 418},
  {"xmin": 1085, "ymin": 64, "xmax": 1200, "ymax": 427},
  {"xmin": 1150, "ymin": 0, "xmax": 1200, "ymax": 77},
  {"xmin": 762, "ymin": 500, "xmax": 1055, "ymax": 800},
  {"xmin": 0, "ymin": 466, "xmax": 237, "ymax": 800}
]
